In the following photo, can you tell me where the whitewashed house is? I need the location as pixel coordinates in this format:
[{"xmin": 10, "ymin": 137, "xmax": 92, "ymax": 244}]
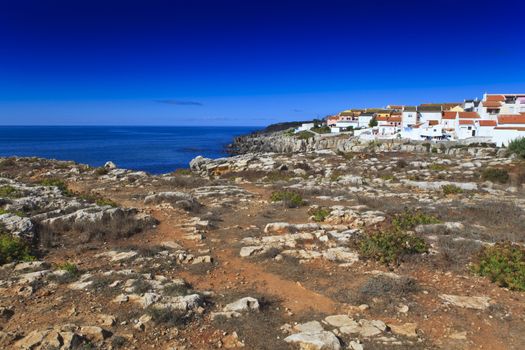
[
  {"xmin": 295, "ymin": 123, "xmax": 315, "ymax": 133},
  {"xmin": 492, "ymin": 114, "xmax": 525, "ymax": 146},
  {"xmin": 377, "ymin": 114, "xmax": 402, "ymax": 136},
  {"xmin": 455, "ymin": 112, "xmax": 481, "ymax": 139},
  {"xmin": 401, "ymin": 106, "xmax": 418, "ymax": 127},
  {"xmin": 358, "ymin": 112, "xmax": 375, "ymax": 128},
  {"xmin": 418, "ymin": 105, "xmax": 442, "ymax": 123}
]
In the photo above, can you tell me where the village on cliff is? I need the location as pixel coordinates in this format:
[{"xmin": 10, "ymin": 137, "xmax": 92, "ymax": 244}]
[{"xmin": 296, "ymin": 93, "xmax": 525, "ymax": 146}]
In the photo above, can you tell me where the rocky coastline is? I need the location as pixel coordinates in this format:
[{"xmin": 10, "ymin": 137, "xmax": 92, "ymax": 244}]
[{"xmin": 0, "ymin": 137, "xmax": 524, "ymax": 349}]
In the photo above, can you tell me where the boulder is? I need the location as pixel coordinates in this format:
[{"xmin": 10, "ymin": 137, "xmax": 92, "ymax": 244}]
[
  {"xmin": 284, "ymin": 331, "xmax": 341, "ymax": 350},
  {"xmin": 223, "ymin": 297, "xmax": 260, "ymax": 313}
]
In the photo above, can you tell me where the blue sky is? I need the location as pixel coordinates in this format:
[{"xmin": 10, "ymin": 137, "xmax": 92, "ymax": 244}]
[{"xmin": 1, "ymin": 0, "xmax": 524, "ymax": 126}]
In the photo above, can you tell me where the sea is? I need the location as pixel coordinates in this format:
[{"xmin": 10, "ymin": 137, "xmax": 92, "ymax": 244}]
[{"xmin": 0, "ymin": 126, "xmax": 256, "ymax": 174}]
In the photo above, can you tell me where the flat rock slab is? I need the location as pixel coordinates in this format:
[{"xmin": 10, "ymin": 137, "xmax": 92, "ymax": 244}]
[
  {"xmin": 284, "ymin": 331, "xmax": 341, "ymax": 350},
  {"xmin": 439, "ymin": 294, "xmax": 491, "ymax": 310}
]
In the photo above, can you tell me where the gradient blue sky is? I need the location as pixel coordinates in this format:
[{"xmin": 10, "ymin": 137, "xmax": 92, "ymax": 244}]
[{"xmin": 1, "ymin": 0, "xmax": 524, "ymax": 126}]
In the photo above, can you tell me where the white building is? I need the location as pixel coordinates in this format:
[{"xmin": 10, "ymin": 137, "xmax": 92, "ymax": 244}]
[
  {"xmin": 358, "ymin": 112, "xmax": 374, "ymax": 128},
  {"xmin": 295, "ymin": 123, "xmax": 315, "ymax": 133},
  {"xmin": 401, "ymin": 106, "xmax": 418, "ymax": 127},
  {"xmin": 418, "ymin": 105, "xmax": 442, "ymax": 123},
  {"xmin": 492, "ymin": 114, "xmax": 525, "ymax": 146}
]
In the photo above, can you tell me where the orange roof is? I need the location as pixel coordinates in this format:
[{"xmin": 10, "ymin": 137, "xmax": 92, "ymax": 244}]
[
  {"xmin": 494, "ymin": 127, "xmax": 525, "ymax": 131},
  {"xmin": 478, "ymin": 120, "xmax": 497, "ymax": 127},
  {"xmin": 442, "ymin": 111, "xmax": 457, "ymax": 119},
  {"xmin": 498, "ymin": 114, "xmax": 525, "ymax": 124},
  {"xmin": 458, "ymin": 112, "xmax": 480, "ymax": 119},
  {"xmin": 459, "ymin": 120, "xmax": 474, "ymax": 125},
  {"xmin": 377, "ymin": 115, "xmax": 401, "ymax": 123},
  {"xmin": 486, "ymin": 95, "xmax": 505, "ymax": 102},
  {"xmin": 429, "ymin": 120, "xmax": 439, "ymax": 126},
  {"xmin": 482, "ymin": 100, "xmax": 502, "ymax": 108}
]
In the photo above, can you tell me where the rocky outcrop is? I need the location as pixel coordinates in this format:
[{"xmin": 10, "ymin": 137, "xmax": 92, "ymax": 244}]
[{"xmin": 229, "ymin": 132, "xmax": 505, "ymax": 157}]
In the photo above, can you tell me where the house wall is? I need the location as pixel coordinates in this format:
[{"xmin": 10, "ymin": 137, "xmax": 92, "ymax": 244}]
[
  {"xmin": 402, "ymin": 112, "xmax": 418, "ymax": 127},
  {"xmin": 419, "ymin": 112, "xmax": 441, "ymax": 123},
  {"xmin": 492, "ymin": 129, "xmax": 525, "ymax": 147},
  {"xmin": 477, "ymin": 126, "xmax": 495, "ymax": 137},
  {"xmin": 358, "ymin": 116, "xmax": 373, "ymax": 128}
]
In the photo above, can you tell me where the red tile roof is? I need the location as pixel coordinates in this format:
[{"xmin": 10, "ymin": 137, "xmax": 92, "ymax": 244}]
[
  {"xmin": 459, "ymin": 120, "xmax": 474, "ymax": 125},
  {"xmin": 429, "ymin": 120, "xmax": 439, "ymax": 126},
  {"xmin": 482, "ymin": 101, "xmax": 502, "ymax": 108},
  {"xmin": 478, "ymin": 120, "xmax": 497, "ymax": 127},
  {"xmin": 494, "ymin": 127, "xmax": 525, "ymax": 131},
  {"xmin": 498, "ymin": 114, "xmax": 525, "ymax": 124},
  {"xmin": 458, "ymin": 112, "xmax": 480, "ymax": 119},
  {"xmin": 442, "ymin": 111, "xmax": 457, "ymax": 119},
  {"xmin": 486, "ymin": 95, "xmax": 506, "ymax": 102}
]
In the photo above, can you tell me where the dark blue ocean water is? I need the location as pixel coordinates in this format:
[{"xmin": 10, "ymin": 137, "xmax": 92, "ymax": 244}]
[{"xmin": 0, "ymin": 126, "xmax": 256, "ymax": 174}]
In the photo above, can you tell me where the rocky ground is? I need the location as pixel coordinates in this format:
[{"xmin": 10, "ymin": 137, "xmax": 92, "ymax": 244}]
[{"xmin": 0, "ymin": 145, "xmax": 524, "ymax": 349}]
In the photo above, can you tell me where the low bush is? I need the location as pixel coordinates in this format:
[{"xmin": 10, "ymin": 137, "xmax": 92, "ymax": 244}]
[
  {"xmin": 147, "ymin": 306, "xmax": 190, "ymax": 327},
  {"xmin": 270, "ymin": 191, "xmax": 304, "ymax": 208},
  {"xmin": 0, "ymin": 234, "xmax": 34, "ymax": 265},
  {"xmin": 507, "ymin": 137, "xmax": 525, "ymax": 158},
  {"xmin": 0, "ymin": 158, "xmax": 16, "ymax": 169},
  {"xmin": 39, "ymin": 178, "xmax": 71, "ymax": 195},
  {"xmin": 173, "ymin": 168, "xmax": 192, "ymax": 175},
  {"xmin": 163, "ymin": 282, "xmax": 191, "ymax": 296},
  {"xmin": 359, "ymin": 275, "xmax": 419, "ymax": 298},
  {"xmin": 295, "ymin": 131, "xmax": 314, "ymax": 140},
  {"xmin": 473, "ymin": 242, "xmax": 525, "ymax": 291},
  {"xmin": 396, "ymin": 159, "xmax": 408, "ymax": 169},
  {"xmin": 311, "ymin": 125, "xmax": 331, "ymax": 134},
  {"xmin": 0, "ymin": 185, "xmax": 22, "ymax": 199},
  {"xmin": 392, "ymin": 210, "xmax": 440, "ymax": 230},
  {"xmin": 0, "ymin": 208, "xmax": 26, "ymax": 217},
  {"xmin": 309, "ymin": 207, "xmax": 330, "ymax": 222},
  {"xmin": 359, "ymin": 230, "xmax": 428, "ymax": 265},
  {"xmin": 481, "ymin": 168, "xmax": 509, "ymax": 184},
  {"xmin": 442, "ymin": 184, "xmax": 463, "ymax": 196},
  {"xmin": 94, "ymin": 167, "xmax": 109, "ymax": 176},
  {"xmin": 429, "ymin": 164, "xmax": 447, "ymax": 171},
  {"xmin": 56, "ymin": 262, "xmax": 79, "ymax": 275}
]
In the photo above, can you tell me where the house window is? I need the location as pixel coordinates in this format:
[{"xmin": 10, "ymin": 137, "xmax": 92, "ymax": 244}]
[{"xmin": 467, "ymin": 126, "xmax": 472, "ymax": 130}]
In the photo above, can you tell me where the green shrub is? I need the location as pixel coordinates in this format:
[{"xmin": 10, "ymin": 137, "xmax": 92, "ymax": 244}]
[
  {"xmin": 270, "ymin": 191, "xmax": 304, "ymax": 208},
  {"xmin": 147, "ymin": 306, "xmax": 190, "ymax": 326},
  {"xmin": 507, "ymin": 137, "xmax": 525, "ymax": 158},
  {"xmin": 0, "ymin": 185, "xmax": 22, "ymax": 199},
  {"xmin": 39, "ymin": 178, "xmax": 71, "ymax": 195},
  {"xmin": 0, "ymin": 234, "xmax": 34, "ymax": 265},
  {"xmin": 429, "ymin": 164, "xmax": 447, "ymax": 171},
  {"xmin": 481, "ymin": 168, "xmax": 509, "ymax": 184},
  {"xmin": 392, "ymin": 210, "xmax": 440, "ymax": 231},
  {"xmin": 473, "ymin": 242, "xmax": 525, "ymax": 291},
  {"xmin": 442, "ymin": 184, "xmax": 463, "ymax": 196},
  {"xmin": 369, "ymin": 118, "xmax": 378, "ymax": 127},
  {"xmin": 0, "ymin": 209, "xmax": 26, "ymax": 217},
  {"xmin": 56, "ymin": 262, "xmax": 79, "ymax": 275},
  {"xmin": 295, "ymin": 131, "xmax": 314, "ymax": 140},
  {"xmin": 95, "ymin": 198, "xmax": 118, "ymax": 207},
  {"xmin": 310, "ymin": 207, "xmax": 330, "ymax": 222},
  {"xmin": 94, "ymin": 167, "xmax": 109, "ymax": 176},
  {"xmin": 311, "ymin": 125, "xmax": 331, "ymax": 134},
  {"xmin": 174, "ymin": 168, "xmax": 192, "ymax": 175},
  {"xmin": 359, "ymin": 230, "xmax": 428, "ymax": 265}
]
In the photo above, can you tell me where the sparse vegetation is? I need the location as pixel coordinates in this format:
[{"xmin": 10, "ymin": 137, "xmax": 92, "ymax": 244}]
[
  {"xmin": 309, "ymin": 207, "xmax": 330, "ymax": 222},
  {"xmin": 94, "ymin": 167, "xmax": 109, "ymax": 176},
  {"xmin": 295, "ymin": 131, "xmax": 314, "ymax": 140},
  {"xmin": 481, "ymin": 167, "xmax": 509, "ymax": 184},
  {"xmin": 359, "ymin": 230, "xmax": 429, "ymax": 265},
  {"xmin": 0, "ymin": 208, "xmax": 26, "ymax": 217},
  {"xmin": 442, "ymin": 184, "xmax": 463, "ymax": 196},
  {"xmin": 392, "ymin": 210, "xmax": 440, "ymax": 230},
  {"xmin": 507, "ymin": 137, "xmax": 525, "ymax": 158},
  {"xmin": 39, "ymin": 178, "xmax": 71, "ymax": 195},
  {"xmin": 473, "ymin": 242, "xmax": 525, "ymax": 291},
  {"xmin": 311, "ymin": 125, "xmax": 331, "ymax": 134},
  {"xmin": 147, "ymin": 306, "xmax": 190, "ymax": 327},
  {"xmin": 0, "ymin": 234, "xmax": 34, "ymax": 265},
  {"xmin": 173, "ymin": 168, "xmax": 192, "ymax": 175},
  {"xmin": 270, "ymin": 190, "xmax": 304, "ymax": 208},
  {"xmin": 0, "ymin": 185, "xmax": 23, "ymax": 199},
  {"xmin": 56, "ymin": 261, "xmax": 79, "ymax": 275},
  {"xmin": 429, "ymin": 163, "xmax": 447, "ymax": 171}
]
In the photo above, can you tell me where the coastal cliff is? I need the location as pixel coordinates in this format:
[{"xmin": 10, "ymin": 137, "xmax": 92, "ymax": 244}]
[{"xmin": 230, "ymin": 131, "xmax": 507, "ymax": 157}]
